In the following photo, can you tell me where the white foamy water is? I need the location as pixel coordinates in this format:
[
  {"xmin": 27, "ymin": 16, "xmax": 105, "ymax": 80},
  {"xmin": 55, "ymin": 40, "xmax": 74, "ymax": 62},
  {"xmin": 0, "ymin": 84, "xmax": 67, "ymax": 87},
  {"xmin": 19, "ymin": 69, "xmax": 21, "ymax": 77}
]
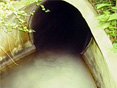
[{"xmin": 1, "ymin": 50, "xmax": 96, "ymax": 88}]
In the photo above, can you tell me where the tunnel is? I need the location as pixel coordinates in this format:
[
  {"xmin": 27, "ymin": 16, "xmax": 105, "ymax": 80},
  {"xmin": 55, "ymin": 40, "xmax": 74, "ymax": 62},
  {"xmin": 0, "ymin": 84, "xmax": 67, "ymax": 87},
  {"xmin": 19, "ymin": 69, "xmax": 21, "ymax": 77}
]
[
  {"xmin": 0, "ymin": 0, "xmax": 97, "ymax": 88},
  {"xmin": 29, "ymin": 0, "xmax": 92, "ymax": 53}
]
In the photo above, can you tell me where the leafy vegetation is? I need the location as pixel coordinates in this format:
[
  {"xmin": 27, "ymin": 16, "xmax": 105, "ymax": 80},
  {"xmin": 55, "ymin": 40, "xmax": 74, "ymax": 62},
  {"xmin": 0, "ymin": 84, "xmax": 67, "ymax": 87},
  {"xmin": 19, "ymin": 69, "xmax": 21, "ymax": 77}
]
[
  {"xmin": 89, "ymin": 0, "xmax": 117, "ymax": 52},
  {"xmin": 1, "ymin": 2, "xmax": 31, "ymax": 33},
  {"xmin": 0, "ymin": 0, "xmax": 50, "ymax": 64},
  {"xmin": 0, "ymin": 0, "xmax": 50, "ymax": 33}
]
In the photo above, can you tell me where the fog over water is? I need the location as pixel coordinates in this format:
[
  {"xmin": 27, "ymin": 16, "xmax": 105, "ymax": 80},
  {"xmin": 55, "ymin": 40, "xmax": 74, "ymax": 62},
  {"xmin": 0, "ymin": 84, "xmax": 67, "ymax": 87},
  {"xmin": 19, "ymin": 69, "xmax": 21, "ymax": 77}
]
[
  {"xmin": 0, "ymin": 0, "xmax": 97, "ymax": 88},
  {"xmin": 1, "ymin": 49, "xmax": 96, "ymax": 88}
]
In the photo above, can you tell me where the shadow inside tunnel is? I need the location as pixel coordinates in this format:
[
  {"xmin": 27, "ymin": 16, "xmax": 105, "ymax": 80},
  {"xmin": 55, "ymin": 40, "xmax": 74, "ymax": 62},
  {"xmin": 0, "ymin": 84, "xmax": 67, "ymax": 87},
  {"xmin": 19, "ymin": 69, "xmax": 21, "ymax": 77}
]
[
  {"xmin": 29, "ymin": 0, "xmax": 92, "ymax": 53},
  {"xmin": 0, "ymin": 1, "xmax": 97, "ymax": 88}
]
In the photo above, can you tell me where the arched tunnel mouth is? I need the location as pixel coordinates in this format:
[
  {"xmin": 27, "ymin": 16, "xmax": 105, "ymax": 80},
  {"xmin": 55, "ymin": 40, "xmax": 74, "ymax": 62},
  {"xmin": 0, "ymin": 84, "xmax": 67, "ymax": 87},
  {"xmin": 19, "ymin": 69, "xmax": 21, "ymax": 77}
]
[{"xmin": 29, "ymin": 0, "xmax": 92, "ymax": 53}]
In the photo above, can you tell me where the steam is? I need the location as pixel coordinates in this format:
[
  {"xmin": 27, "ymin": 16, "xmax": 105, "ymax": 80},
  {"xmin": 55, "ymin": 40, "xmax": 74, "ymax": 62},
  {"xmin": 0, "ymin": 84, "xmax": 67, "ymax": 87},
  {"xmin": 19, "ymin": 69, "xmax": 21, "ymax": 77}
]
[{"xmin": 1, "ymin": 50, "xmax": 96, "ymax": 88}]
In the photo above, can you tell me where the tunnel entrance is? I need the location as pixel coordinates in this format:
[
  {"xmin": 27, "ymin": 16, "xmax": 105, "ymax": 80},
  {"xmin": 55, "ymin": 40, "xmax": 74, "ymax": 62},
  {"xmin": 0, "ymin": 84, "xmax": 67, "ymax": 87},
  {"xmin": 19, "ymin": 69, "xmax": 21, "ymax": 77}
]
[
  {"xmin": 0, "ymin": 1, "xmax": 97, "ymax": 88},
  {"xmin": 29, "ymin": 0, "xmax": 92, "ymax": 53}
]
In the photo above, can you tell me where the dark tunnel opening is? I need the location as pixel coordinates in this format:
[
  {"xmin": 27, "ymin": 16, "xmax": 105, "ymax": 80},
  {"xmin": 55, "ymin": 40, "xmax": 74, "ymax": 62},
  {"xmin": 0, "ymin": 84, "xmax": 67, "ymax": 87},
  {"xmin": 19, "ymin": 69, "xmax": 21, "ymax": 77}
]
[
  {"xmin": 29, "ymin": 0, "xmax": 92, "ymax": 53},
  {"xmin": 0, "ymin": 2, "xmax": 97, "ymax": 88}
]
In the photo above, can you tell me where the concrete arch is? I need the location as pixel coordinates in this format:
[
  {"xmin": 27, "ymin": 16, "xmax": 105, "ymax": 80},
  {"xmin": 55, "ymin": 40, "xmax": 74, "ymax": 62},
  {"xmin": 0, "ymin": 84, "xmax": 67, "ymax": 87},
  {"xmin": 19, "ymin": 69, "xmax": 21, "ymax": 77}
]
[{"xmin": 29, "ymin": 0, "xmax": 92, "ymax": 53}]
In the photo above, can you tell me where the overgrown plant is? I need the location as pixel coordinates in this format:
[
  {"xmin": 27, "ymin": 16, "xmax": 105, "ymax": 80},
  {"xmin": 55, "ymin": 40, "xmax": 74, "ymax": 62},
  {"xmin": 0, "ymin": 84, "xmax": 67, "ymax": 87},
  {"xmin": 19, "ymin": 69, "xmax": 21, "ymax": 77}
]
[
  {"xmin": 0, "ymin": 0, "xmax": 50, "ymax": 64},
  {"xmin": 0, "ymin": 0, "xmax": 50, "ymax": 33},
  {"xmin": 0, "ymin": 1, "xmax": 35, "ymax": 33},
  {"xmin": 89, "ymin": 0, "xmax": 117, "ymax": 52}
]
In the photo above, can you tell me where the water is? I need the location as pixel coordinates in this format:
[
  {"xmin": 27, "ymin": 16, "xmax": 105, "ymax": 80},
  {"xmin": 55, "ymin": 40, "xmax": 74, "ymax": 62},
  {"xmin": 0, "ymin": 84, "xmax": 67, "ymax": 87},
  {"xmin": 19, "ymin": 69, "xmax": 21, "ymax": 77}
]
[
  {"xmin": 0, "ymin": 49, "xmax": 96, "ymax": 88},
  {"xmin": 0, "ymin": 1, "xmax": 96, "ymax": 88}
]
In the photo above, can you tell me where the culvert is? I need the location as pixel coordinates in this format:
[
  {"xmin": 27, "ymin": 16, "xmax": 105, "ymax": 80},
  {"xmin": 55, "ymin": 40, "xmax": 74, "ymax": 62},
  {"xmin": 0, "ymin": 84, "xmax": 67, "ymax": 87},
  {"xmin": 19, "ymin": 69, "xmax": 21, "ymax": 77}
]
[
  {"xmin": 29, "ymin": 0, "xmax": 92, "ymax": 53},
  {"xmin": 0, "ymin": 0, "xmax": 97, "ymax": 88}
]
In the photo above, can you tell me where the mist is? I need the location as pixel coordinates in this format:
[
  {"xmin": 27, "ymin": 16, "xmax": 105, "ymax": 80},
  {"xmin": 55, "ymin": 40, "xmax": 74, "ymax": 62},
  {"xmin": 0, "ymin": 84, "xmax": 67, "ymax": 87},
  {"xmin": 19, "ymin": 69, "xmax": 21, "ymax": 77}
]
[{"xmin": 1, "ymin": 49, "xmax": 96, "ymax": 88}]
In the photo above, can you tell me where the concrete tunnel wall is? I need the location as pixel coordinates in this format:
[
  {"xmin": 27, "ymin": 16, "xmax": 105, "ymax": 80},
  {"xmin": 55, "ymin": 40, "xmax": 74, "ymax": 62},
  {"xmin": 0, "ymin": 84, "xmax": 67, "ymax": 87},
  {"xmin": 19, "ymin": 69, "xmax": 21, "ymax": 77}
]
[
  {"xmin": 29, "ymin": 0, "xmax": 92, "ymax": 53},
  {"xmin": 0, "ymin": 0, "xmax": 93, "ymax": 73},
  {"xmin": 60, "ymin": 0, "xmax": 117, "ymax": 88}
]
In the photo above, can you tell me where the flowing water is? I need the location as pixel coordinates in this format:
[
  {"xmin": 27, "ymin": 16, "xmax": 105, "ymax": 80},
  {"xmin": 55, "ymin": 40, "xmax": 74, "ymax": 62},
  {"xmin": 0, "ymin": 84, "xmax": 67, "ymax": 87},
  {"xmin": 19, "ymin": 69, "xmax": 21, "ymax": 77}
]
[
  {"xmin": 0, "ymin": 1, "xmax": 97, "ymax": 88},
  {"xmin": 0, "ymin": 49, "xmax": 97, "ymax": 88}
]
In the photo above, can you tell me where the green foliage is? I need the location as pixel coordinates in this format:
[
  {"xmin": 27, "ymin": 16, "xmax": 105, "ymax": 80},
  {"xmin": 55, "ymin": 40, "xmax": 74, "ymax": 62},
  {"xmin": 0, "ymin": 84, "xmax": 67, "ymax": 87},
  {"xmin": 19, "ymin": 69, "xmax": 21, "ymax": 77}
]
[
  {"xmin": 0, "ymin": 0, "xmax": 50, "ymax": 33},
  {"xmin": 0, "ymin": 1, "xmax": 36, "ymax": 33},
  {"xmin": 111, "ymin": 43, "xmax": 117, "ymax": 53},
  {"xmin": 40, "ymin": 5, "xmax": 50, "ymax": 13},
  {"xmin": 0, "ymin": 0, "xmax": 50, "ymax": 64},
  {"xmin": 108, "ymin": 13, "xmax": 117, "ymax": 21},
  {"xmin": 90, "ymin": 0, "xmax": 117, "ymax": 52},
  {"xmin": 96, "ymin": 4, "xmax": 111, "ymax": 9}
]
